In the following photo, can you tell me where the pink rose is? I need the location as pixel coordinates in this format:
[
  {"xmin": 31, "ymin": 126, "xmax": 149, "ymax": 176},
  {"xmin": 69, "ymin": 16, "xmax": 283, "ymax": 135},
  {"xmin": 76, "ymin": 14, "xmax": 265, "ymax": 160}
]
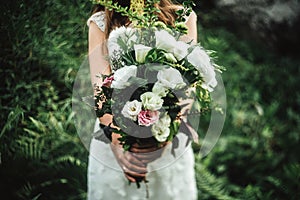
[
  {"xmin": 138, "ymin": 110, "xmax": 160, "ymax": 126},
  {"xmin": 102, "ymin": 76, "xmax": 114, "ymax": 87}
]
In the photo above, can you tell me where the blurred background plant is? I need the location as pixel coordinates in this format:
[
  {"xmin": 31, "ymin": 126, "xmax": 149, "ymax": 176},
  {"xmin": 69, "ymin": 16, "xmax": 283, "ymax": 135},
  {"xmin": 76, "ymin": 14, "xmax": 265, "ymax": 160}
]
[{"xmin": 0, "ymin": 0, "xmax": 299, "ymax": 199}]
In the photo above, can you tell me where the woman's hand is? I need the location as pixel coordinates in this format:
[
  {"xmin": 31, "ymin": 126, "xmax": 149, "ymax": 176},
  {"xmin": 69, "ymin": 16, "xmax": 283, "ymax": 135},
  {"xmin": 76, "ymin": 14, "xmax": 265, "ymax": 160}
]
[
  {"xmin": 110, "ymin": 142, "xmax": 147, "ymax": 183},
  {"xmin": 130, "ymin": 140, "xmax": 169, "ymax": 165},
  {"xmin": 110, "ymin": 133, "xmax": 148, "ymax": 183},
  {"xmin": 110, "ymin": 133, "xmax": 169, "ymax": 182}
]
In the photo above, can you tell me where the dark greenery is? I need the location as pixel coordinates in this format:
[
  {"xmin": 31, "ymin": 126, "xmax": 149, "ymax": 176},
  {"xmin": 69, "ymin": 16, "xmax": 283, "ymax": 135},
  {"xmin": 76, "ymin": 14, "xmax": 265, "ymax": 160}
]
[
  {"xmin": 0, "ymin": 0, "xmax": 91, "ymax": 199},
  {"xmin": 0, "ymin": 0, "xmax": 299, "ymax": 199},
  {"xmin": 194, "ymin": 9, "xmax": 300, "ymax": 200}
]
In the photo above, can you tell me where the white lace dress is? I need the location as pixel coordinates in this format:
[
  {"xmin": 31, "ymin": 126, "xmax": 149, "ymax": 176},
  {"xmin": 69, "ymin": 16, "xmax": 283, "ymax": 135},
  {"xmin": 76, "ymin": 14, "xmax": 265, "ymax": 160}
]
[{"xmin": 87, "ymin": 11, "xmax": 198, "ymax": 200}]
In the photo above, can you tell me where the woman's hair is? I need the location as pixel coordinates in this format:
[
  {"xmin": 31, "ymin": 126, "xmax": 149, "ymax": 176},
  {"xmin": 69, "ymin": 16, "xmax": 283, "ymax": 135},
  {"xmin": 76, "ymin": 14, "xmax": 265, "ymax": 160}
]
[{"xmin": 92, "ymin": 0, "xmax": 179, "ymax": 38}]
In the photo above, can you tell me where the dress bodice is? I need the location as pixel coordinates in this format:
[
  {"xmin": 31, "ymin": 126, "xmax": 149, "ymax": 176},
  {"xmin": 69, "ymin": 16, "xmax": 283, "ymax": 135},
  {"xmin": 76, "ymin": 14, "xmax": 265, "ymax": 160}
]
[{"xmin": 87, "ymin": 11, "xmax": 106, "ymax": 32}]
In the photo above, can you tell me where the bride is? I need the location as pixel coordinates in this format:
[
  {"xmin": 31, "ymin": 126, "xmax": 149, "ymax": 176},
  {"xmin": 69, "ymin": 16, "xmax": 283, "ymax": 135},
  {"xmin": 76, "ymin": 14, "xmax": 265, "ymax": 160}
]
[{"xmin": 86, "ymin": 0, "xmax": 198, "ymax": 199}]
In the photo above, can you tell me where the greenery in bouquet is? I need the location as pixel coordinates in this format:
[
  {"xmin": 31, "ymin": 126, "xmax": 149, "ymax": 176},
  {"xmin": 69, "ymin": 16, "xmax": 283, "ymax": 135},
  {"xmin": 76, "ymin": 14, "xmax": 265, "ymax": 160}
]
[{"xmin": 92, "ymin": 0, "xmax": 224, "ymax": 151}]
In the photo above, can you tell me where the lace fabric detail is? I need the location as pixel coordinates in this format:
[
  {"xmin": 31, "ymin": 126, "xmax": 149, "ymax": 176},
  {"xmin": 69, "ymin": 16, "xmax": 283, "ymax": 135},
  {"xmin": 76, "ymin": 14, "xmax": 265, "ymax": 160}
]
[{"xmin": 87, "ymin": 11, "xmax": 106, "ymax": 32}]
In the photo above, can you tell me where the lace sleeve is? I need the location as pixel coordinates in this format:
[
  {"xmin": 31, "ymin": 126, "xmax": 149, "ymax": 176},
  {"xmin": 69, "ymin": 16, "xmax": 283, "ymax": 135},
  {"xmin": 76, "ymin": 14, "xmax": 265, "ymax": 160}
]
[{"xmin": 87, "ymin": 11, "xmax": 106, "ymax": 32}]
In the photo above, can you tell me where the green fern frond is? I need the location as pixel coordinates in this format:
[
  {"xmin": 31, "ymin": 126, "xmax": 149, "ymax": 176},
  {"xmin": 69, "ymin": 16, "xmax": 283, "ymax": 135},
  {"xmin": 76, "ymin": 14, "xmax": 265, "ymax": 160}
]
[
  {"xmin": 0, "ymin": 106, "xmax": 24, "ymax": 139},
  {"xmin": 195, "ymin": 159, "xmax": 238, "ymax": 200},
  {"xmin": 16, "ymin": 130, "xmax": 45, "ymax": 160},
  {"xmin": 16, "ymin": 181, "xmax": 42, "ymax": 199},
  {"xmin": 49, "ymin": 155, "xmax": 86, "ymax": 167}
]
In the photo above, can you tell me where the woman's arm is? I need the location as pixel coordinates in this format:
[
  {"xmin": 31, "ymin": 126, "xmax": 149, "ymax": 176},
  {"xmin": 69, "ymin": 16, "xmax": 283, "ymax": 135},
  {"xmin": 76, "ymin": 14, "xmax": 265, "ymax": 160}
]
[
  {"xmin": 89, "ymin": 21, "xmax": 124, "ymax": 147},
  {"xmin": 88, "ymin": 22, "xmax": 111, "ymax": 83},
  {"xmin": 89, "ymin": 21, "xmax": 118, "ymax": 128}
]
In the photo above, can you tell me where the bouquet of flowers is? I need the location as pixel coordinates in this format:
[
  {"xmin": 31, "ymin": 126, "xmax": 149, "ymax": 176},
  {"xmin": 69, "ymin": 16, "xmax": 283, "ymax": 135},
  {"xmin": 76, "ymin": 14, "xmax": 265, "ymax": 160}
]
[{"xmin": 92, "ymin": 0, "xmax": 223, "ymax": 152}]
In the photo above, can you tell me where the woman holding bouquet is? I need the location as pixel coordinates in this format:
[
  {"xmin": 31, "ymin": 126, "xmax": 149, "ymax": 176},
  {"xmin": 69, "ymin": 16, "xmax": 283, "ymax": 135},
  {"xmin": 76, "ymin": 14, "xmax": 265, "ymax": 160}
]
[{"xmin": 87, "ymin": 0, "xmax": 198, "ymax": 199}]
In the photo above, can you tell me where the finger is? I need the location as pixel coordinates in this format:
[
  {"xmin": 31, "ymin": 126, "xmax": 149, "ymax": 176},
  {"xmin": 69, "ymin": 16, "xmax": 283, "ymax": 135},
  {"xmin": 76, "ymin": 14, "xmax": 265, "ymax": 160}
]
[
  {"xmin": 131, "ymin": 142, "xmax": 157, "ymax": 149},
  {"xmin": 124, "ymin": 173, "xmax": 136, "ymax": 183},
  {"xmin": 134, "ymin": 149, "xmax": 165, "ymax": 163},
  {"xmin": 122, "ymin": 158, "xmax": 147, "ymax": 174},
  {"xmin": 141, "ymin": 159, "xmax": 156, "ymax": 164},
  {"xmin": 130, "ymin": 146, "xmax": 161, "ymax": 153},
  {"xmin": 124, "ymin": 169, "xmax": 147, "ymax": 178},
  {"xmin": 134, "ymin": 155, "xmax": 161, "ymax": 163},
  {"xmin": 115, "ymin": 150, "xmax": 145, "ymax": 168},
  {"xmin": 124, "ymin": 152, "xmax": 146, "ymax": 167},
  {"xmin": 133, "ymin": 150, "xmax": 161, "ymax": 159}
]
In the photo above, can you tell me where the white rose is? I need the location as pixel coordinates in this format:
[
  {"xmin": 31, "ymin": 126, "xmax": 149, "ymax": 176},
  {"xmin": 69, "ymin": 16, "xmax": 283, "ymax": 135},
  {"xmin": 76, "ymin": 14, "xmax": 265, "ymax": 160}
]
[
  {"xmin": 111, "ymin": 65, "xmax": 137, "ymax": 89},
  {"xmin": 107, "ymin": 27, "xmax": 126, "ymax": 55},
  {"xmin": 108, "ymin": 26, "xmax": 137, "ymax": 56},
  {"xmin": 187, "ymin": 46, "xmax": 217, "ymax": 92},
  {"xmin": 121, "ymin": 100, "xmax": 142, "ymax": 121},
  {"xmin": 109, "ymin": 26, "xmax": 127, "ymax": 40},
  {"xmin": 140, "ymin": 92, "xmax": 163, "ymax": 111},
  {"xmin": 173, "ymin": 41, "xmax": 190, "ymax": 60},
  {"xmin": 155, "ymin": 30, "xmax": 176, "ymax": 52},
  {"xmin": 152, "ymin": 82, "xmax": 168, "ymax": 97},
  {"xmin": 151, "ymin": 114, "xmax": 171, "ymax": 142},
  {"xmin": 155, "ymin": 30, "xmax": 189, "ymax": 60},
  {"xmin": 151, "ymin": 123, "xmax": 170, "ymax": 142},
  {"xmin": 134, "ymin": 44, "xmax": 152, "ymax": 63},
  {"xmin": 157, "ymin": 67, "xmax": 186, "ymax": 89}
]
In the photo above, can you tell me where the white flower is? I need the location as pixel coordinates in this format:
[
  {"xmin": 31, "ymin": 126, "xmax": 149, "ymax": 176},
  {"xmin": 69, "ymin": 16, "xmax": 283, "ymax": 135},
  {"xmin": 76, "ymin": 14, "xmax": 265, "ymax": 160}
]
[
  {"xmin": 109, "ymin": 26, "xmax": 127, "ymax": 40},
  {"xmin": 152, "ymin": 82, "xmax": 168, "ymax": 97},
  {"xmin": 140, "ymin": 92, "xmax": 163, "ymax": 111},
  {"xmin": 111, "ymin": 65, "xmax": 137, "ymax": 89},
  {"xmin": 134, "ymin": 44, "xmax": 152, "ymax": 63},
  {"xmin": 155, "ymin": 30, "xmax": 189, "ymax": 60},
  {"xmin": 121, "ymin": 100, "xmax": 142, "ymax": 121},
  {"xmin": 151, "ymin": 113, "xmax": 171, "ymax": 142},
  {"xmin": 152, "ymin": 124, "xmax": 170, "ymax": 142},
  {"xmin": 173, "ymin": 41, "xmax": 190, "ymax": 60},
  {"xmin": 108, "ymin": 26, "xmax": 137, "ymax": 56},
  {"xmin": 155, "ymin": 30, "xmax": 176, "ymax": 52},
  {"xmin": 187, "ymin": 46, "xmax": 217, "ymax": 92},
  {"xmin": 157, "ymin": 67, "xmax": 186, "ymax": 89}
]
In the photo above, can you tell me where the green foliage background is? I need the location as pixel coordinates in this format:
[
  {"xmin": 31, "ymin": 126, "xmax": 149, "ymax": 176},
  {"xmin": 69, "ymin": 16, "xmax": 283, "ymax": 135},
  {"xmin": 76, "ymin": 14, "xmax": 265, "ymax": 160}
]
[{"xmin": 0, "ymin": 0, "xmax": 299, "ymax": 199}]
